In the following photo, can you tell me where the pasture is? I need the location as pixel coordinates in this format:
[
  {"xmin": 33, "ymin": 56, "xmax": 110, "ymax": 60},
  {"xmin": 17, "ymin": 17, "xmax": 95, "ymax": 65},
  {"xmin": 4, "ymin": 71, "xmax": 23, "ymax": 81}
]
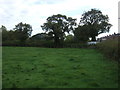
[{"xmin": 2, "ymin": 47, "xmax": 118, "ymax": 88}]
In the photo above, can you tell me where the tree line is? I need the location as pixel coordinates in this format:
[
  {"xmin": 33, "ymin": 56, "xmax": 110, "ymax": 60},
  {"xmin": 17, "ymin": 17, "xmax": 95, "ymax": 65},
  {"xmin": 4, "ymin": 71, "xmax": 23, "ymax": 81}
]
[{"xmin": 1, "ymin": 9, "xmax": 112, "ymax": 48}]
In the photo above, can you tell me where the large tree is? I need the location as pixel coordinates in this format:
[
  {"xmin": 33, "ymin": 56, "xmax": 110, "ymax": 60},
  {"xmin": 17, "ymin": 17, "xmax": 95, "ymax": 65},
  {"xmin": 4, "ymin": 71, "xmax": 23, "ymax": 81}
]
[
  {"xmin": 74, "ymin": 25, "xmax": 89, "ymax": 42},
  {"xmin": 79, "ymin": 9, "xmax": 112, "ymax": 41},
  {"xmin": 13, "ymin": 22, "xmax": 32, "ymax": 43},
  {"xmin": 0, "ymin": 25, "xmax": 7, "ymax": 45},
  {"xmin": 1, "ymin": 25, "xmax": 18, "ymax": 46},
  {"xmin": 41, "ymin": 14, "xmax": 76, "ymax": 47},
  {"xmin": 1, "ymin": 25, "xmax": 9, "ymax": 41}
]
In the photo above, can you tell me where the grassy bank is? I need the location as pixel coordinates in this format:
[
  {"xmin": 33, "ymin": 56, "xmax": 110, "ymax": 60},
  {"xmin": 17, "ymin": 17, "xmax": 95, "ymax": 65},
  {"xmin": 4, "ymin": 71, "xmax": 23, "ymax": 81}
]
[{"xmin": 2, "ymin": 47, "xmax": 118, "ymax": 88}]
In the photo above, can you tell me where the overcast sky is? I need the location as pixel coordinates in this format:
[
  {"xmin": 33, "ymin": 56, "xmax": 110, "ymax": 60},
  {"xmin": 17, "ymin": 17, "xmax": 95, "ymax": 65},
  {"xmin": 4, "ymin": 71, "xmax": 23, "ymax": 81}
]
[{"xmin": 0, "ymin": 0, "xmax": 119, "ymax": 37}]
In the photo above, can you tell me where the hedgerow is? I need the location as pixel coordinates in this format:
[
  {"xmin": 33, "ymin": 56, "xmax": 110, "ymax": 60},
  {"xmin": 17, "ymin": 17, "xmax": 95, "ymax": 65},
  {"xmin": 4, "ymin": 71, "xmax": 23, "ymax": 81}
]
[{"xmin": 97, "ymin": 37, "xmax": 119, "ymax": 61}]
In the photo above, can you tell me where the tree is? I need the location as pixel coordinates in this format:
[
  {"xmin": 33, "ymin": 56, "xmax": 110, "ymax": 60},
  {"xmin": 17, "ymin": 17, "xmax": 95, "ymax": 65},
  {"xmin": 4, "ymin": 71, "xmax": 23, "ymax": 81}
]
[
  {"xmin": 65, "ymin": 34, "xmax": 74, "ymax": 43},
  {"xmin": 74, "ymin": 25, "xmax": 89, "ymax": 42},
  {"xmin": 1, "ymin": 25, "xmax": 18, "ymax": 46},
  {"xmin": 0, "ymin": 25, "xmax": 7, "ymax": 45},
  {"xmin": 30, "ymin": 33, "xmax": 52, "ymax": 41},
  {"xmin": 41, "ymin": 14, "xmax": 76, "ymax": 47},
  {"xmin": 1, "ymin": 25, "xmax": 9, "ymax": 41},
  {"xmin": 80, "ymin": 9, "xmax": 112, "ymax": 41},
  {"xmin": 13, "ymin": 22, "xmax": 32, "ymax": 44}
]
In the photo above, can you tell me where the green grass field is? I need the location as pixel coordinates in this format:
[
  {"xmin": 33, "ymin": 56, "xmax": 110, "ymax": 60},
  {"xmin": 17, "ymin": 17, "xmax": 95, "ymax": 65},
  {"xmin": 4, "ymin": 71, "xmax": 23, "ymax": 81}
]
[{"xmin": 2, "ymin": 47, "xmax": 118, "ymax": 88}]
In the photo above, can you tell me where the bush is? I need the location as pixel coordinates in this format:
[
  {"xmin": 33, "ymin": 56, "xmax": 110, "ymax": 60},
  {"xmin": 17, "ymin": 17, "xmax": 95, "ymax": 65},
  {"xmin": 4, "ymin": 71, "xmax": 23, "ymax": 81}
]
[
  {"xmin": 97, "ymin": 37, "xmax": 119, "ymax": 61},
  {"xmin": 2, "ymin": 40, "xmax": 21, "ymax": 46},
  {"xmin": 63, "ymin": 42, "xmax": 88, "ymax": 48}
]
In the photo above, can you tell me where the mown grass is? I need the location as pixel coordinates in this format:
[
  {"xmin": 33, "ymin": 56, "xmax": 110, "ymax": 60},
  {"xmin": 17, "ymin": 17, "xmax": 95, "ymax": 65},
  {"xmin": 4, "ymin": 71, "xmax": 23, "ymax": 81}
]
[{"xmin": 2, "ymin": 47, "xmax": 118, "ymax": 88}]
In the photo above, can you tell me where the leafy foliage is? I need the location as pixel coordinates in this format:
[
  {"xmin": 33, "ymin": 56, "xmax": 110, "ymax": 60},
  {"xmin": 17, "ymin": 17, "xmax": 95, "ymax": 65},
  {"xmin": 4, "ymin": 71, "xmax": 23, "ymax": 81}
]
[
  {"xmin": 1, "ymin": 22, "xmax": 33, "ymax": 46},
  {"xmin": 13, "ymin": 22, "xmax": 32, "ymax": 43},
  {"xmin": 80, "ymin": 9, "xmax": 112, "ymax": 41},
  {"xmin": 74, "ymin": 25, "xmax": 89, "ymax": 42},
  {"xmin": 64, "ymin": 34, "xmax": 74, "ymax": 43},
  {"xmin": 1, "ymin": 9, "xmax": 113, "ymax": 47},
  {"xmin": 41, "ymin": 14, "xmax": 76, "ymax": 47},
  {"xmin": 97, "ymin": 37, "xmax": 119, "ymax": 61}
]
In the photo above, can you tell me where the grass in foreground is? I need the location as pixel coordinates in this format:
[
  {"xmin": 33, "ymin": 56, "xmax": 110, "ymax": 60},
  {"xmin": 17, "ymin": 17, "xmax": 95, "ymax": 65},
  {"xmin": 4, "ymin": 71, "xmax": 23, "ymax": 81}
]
[{"xmin": 2, "ymin": 47, "xmax": 118, "ymax": 88}]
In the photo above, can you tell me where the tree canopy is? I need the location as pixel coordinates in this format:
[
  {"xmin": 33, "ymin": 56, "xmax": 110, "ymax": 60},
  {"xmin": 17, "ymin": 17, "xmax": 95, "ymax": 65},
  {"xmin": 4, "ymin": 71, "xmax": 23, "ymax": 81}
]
[
  {"xmin": 1, "ymin": 22, "xmax": 33, "ymax": 46},
  {"xmin": 74, "ymin": 25, "xmax": 89, "ymax": 42},
  {"xmin": 41, "ymin": 14, "xmax": 76, "ymax": 47},
  {"xmin": 1, "ymin": 9, "xmax": 113, "ymax": 47},
  {"xmin": 79, "ymin": 9, "xmax": 112, "ymax": 41},
  {"xmin": 13, "ymin": 22, "xmax": 33, "ymax": 43}
]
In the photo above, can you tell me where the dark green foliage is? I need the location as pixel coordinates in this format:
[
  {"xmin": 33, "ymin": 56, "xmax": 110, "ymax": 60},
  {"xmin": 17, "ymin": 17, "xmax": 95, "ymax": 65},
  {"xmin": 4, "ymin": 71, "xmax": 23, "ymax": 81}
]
[
  {"xmin": 41, "ymin": 14, "xmax": 76, "ymax": 47},
  {"xmin": 30, "ymin": 33, "xmax": 52, "ymax": 41},
  {"xmin": 64, "ymin": 34, "xmax": 74, "ymax": 43},
  {"xmin": 1, "ymin": 9, "xmax": 112, "ymax": 47},
  {"xmin": 97, "ymin": 37, "xmax": 119, "ymax": 61},
  {"xmin": 1, "ymin": 26, "xmax": 13, "ymax": 41},
  {"xmin": 79, "ymin": 9, "xmax": 112, "ymax": 41},
  {"xmin": 1, "ymin": 22, "xmax": 33, "ymax": 46},
  {"xmin": 74, "ymin": 25, "xmax": 89, "ymax": 42},
  {"xmin": 26, "ymin": 33, "xmax": 54, "ymax": 47},
  {"xmin": 1, "ymin": 26, "xmax": 21, "ymax": 46},
  {"xmin": 63, "ymin": 42, "xmax": 88, "ymax": 48},
  {"xmin": 13, "ymin": 22, "xmax": 32, "ymax": 44}
]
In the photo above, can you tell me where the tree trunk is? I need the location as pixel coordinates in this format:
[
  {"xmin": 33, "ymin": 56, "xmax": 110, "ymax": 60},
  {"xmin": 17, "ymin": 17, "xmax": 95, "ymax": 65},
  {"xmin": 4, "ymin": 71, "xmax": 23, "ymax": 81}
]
[
  {"xmin": 54, "ymin": 36, "xmax": 60, "ymax": 47},
  {"xmin": 91, "ymin": 36, "xmax": 96, "ymax": 41}
]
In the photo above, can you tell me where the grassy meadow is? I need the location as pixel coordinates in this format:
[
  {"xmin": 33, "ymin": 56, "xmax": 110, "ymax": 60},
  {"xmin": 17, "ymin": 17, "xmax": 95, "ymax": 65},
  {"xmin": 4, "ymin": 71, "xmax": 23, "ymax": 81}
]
[{"xmin": 2, "ymin": 47, "xmax": 118, "ymax": 88}]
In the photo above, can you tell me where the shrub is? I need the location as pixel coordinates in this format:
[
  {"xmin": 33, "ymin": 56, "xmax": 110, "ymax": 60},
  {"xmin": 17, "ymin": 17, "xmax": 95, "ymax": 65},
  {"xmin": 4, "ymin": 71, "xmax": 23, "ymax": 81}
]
[
  {"xmin": 63, "ymin": 42, "xmax": 88, "ymax": 48},
  {"xmin": 97, "ymin": 37, "xmax": 119, "ymax": 61},
  {"xmin": 2, "ymin": 40, "xmax": 21, "ymax": 46}
]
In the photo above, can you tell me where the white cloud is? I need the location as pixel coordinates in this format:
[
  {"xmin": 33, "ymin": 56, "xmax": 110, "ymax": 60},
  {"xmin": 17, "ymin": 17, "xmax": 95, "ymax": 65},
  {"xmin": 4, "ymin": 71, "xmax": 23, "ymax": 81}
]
[{"xmin": 0, "ymin": 0, "xmax": 119, "ymax": 37}]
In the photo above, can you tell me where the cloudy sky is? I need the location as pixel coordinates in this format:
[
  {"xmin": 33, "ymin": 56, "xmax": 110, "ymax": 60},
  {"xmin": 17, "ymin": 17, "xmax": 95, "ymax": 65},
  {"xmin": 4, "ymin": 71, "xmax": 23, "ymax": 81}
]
[{"xmin": 0, "ymin": 0, "xmax": 119, "ymax": 37}]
